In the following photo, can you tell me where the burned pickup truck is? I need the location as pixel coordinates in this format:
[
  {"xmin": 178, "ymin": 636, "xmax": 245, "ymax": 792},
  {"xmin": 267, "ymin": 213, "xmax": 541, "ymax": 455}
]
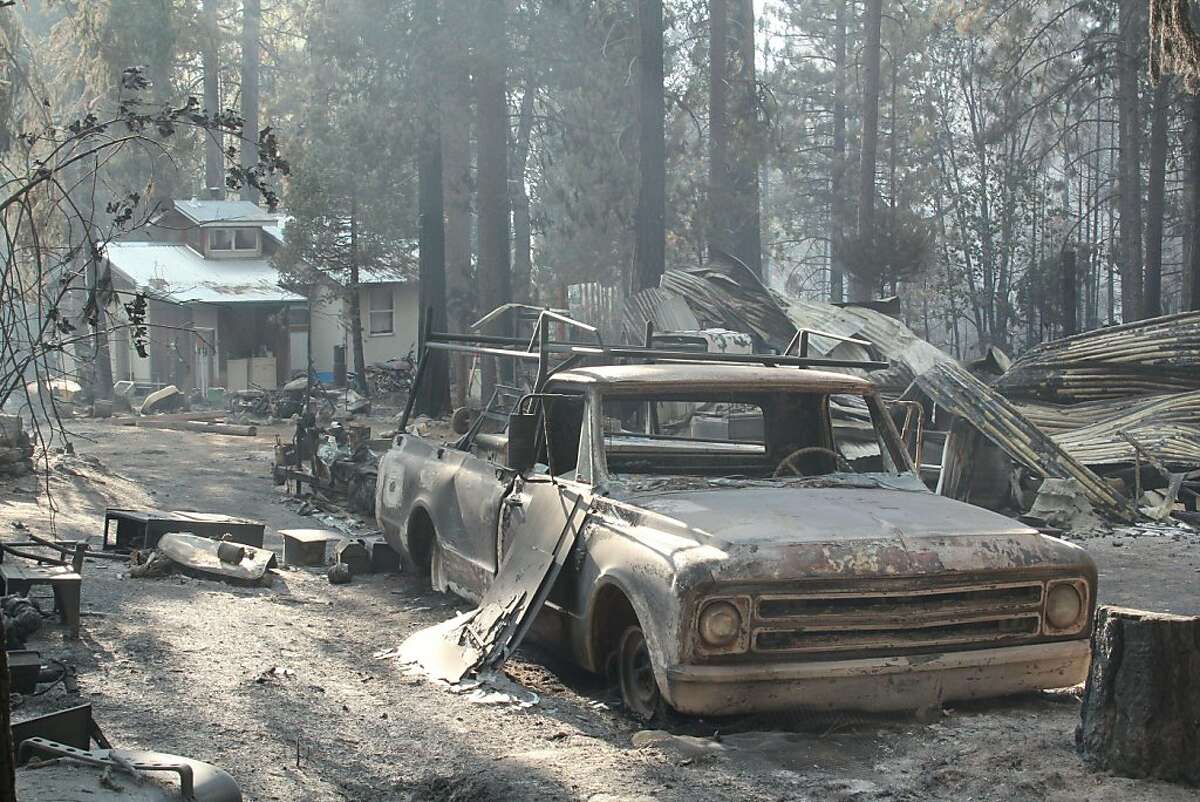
[{"xmin": 378, "ymin": 317, "xmax": 1095, "ymax": 719}]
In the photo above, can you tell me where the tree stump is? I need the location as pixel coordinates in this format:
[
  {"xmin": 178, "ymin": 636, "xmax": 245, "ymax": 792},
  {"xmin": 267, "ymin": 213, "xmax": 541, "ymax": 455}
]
[{"xmin": 1076, "ymin": 606, "xmax": 1200, "ymax": 785}]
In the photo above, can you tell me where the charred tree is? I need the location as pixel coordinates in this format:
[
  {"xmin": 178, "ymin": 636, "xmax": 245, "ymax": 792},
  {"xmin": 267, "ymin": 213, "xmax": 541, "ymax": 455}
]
[
  {"xmin": 1077, "ymin": 606, "xmax": 1200, "ymax": 784},
  {"xmin": 634, "ymin": 0, "xmax": 666, "ymax": 291},
  {"xmin": 442, "ymin": 54, "xmax": 473, "ymax": 409},
  {"xmin": 476, "ymin": 0, "xmax": 511, "ymax": 398},
  {"xmin": 415, "ymin": 0, "xmax": 449, "ymax": 418},
  {"xmin": 511, "ymin": 79, "xmax": 537, "ymax": 305},
  {"xmin": 854, "ymin": 0, "xmax": 883, "ymax": 302},
  {"xmin": 240, "ymin": 0, "xmax": 261, "ymax": 202},
  {"xmin": 1061, "ymin": 248, "xmax": 1078, "ymax": 336},
  {"xmin": 88, "ymin": 258, "xmax": 113, "ymax": 402},
  {"xmin": 202, "ymin": 0, "xmax": 223, "ymax": 197},
  {"xmin": 1117, "ymin": 0, "xmax": 1145, "ymax": 320},
  {"xmin": 1145, "ymin": 76, "xmax": 1170, "ymax": 318},
  {"xmin": 829, "ymin": 0, "xmax": 848, "ymax": 304},
  {"xmin": 1190, "ymin": 91, "xmax": 1200, "ymax": 311},
  {"xmin": 708, "ymin": 0, "xmax": 761, "ymax": 276}
]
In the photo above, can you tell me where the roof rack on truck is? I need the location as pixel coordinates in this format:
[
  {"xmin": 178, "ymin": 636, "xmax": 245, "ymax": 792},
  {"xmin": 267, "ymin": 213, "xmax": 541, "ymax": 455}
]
[{"xmin": 399, "ymin": 306, "xmax": 889, "ymax": 430}]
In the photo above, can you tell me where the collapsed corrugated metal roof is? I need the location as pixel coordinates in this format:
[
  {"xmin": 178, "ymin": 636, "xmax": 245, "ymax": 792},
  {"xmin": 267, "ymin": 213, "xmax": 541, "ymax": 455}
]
[
  {"xmin": 104, "ymin": 242, "xmax": 302, "ymax": 304},
  {"xmin": 1038, "ymin": 392, "xmax": 1200, "ymax": 469},
  {"xmin": 781, "ymin": 302, "xmax": 1130, "ymax": 516},
  {"xmin": 622, "ymin": 287, "xmax": 701, "ymax": 343},
  {"xmin": 995, "ymin": 311, "xmax": 1200, "ymax": 403},
  {"xmin": 658, "ymin": 252, "xmax": 796, "ymax": 347}
]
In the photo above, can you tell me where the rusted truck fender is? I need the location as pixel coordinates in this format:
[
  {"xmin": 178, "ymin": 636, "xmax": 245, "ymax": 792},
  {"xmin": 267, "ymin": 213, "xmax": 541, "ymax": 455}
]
[
  {"xmin": 566, "ymin": 499, "xmax": 724, "ymax": 681},
  {"xmin": 376, "ymin": 437, "xmax": 441, "ymax": 567}
]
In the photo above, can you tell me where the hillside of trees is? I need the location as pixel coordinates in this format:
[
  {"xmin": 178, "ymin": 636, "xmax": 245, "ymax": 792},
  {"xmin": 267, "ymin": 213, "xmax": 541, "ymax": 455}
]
[{"xmin": 4, "ymin": 0, "xmax": 1199, "ymax": 369}]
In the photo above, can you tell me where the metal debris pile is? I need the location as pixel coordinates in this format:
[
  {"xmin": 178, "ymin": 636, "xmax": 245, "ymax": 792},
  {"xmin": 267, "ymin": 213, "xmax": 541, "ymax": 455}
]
[
  {"xmin": 0, "ymin": 414, "xmax": 35, "ymax": 478},
  {"xmin": 627, "ymin": 258, "xmax": 1200, "ymax": 532},
  {"xmin": 996, "ymin": 312, "xmax": 1200, "ymax": 401},
  {"xmin": 275, "ymin": 414, "xmax": 382, "ymax": 517}
]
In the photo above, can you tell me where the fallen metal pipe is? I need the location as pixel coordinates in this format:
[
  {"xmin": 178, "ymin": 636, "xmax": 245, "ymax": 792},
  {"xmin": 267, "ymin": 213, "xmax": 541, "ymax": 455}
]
[{"xmin": 128, "ymin": 420, "xmax": 258, "ymax": 437}]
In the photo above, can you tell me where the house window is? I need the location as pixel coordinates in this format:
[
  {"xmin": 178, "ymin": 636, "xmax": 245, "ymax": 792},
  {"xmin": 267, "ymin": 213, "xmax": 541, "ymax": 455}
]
[
  {"xmin": 235, "ymin": 228, "xmax": 258, "ymax": 249},
  {"xmin": 368, "ymin": 287, "xmax": 394, "ymax": 335},
  {"xmin": 209, "ymin": 229, "xmax": 234, "ymax": 251},
  {"xmin": 208, "ymin": 228, "xmax": 259, "ymax": 254}
]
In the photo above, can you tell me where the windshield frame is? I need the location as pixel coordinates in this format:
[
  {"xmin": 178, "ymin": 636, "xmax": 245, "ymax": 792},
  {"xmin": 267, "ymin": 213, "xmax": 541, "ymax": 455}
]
[{"xmin": 586, "ymin": 384, "xmax": 916, "ymax": 487}]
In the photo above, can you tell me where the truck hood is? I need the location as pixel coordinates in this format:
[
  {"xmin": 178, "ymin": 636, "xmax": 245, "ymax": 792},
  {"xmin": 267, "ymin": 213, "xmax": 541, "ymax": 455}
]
[
  {"xmin": 605, "ymin": 484, "xmax": 1088, "ymax": 581},
  {"xmin": 630, "ymin": 485, "xmax": 1031, "ymax": 545}
]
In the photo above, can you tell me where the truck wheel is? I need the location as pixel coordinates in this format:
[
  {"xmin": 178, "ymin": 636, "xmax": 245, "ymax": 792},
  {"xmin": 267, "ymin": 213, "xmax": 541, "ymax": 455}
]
[{"xmin": 617, "ymin": 624, "xmax": 665, "ymax": 722}]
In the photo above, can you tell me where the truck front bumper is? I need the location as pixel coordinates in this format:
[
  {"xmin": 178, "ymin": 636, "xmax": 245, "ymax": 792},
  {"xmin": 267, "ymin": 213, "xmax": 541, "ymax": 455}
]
[{"xmin": 662, "ymin": 640, "xmax": 1090, "ymax": 715}]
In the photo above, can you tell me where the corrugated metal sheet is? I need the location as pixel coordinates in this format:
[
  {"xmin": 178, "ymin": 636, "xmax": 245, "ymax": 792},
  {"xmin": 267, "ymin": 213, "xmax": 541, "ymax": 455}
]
[
  {"xmin": 995, "ymin": 311, "xmax": 1200, "ymax": 402},
  {"xmin": 104, "ymin": 242, "xmax": 302, "ymax": 304},
  {"xmin": 1048, "ymin": 392, "xmax": 1200, "ymax": 468},
  {"xmin": 780, "ymin": 301, "xmax": 1129, "ymax": 514},
  {"xmin": 658, "ymin": 253, "xmax": 795, "ymax": 348},
  {"xmin": 623, "ymin": 288, "xmax": 701, "ymax": 343}
]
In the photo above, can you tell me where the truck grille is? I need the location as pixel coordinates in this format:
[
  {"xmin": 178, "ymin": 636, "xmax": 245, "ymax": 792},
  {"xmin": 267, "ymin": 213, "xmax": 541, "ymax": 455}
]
[{"xmin": 751, "ymin": 582, "xmax": 1044, "ymax": 657}]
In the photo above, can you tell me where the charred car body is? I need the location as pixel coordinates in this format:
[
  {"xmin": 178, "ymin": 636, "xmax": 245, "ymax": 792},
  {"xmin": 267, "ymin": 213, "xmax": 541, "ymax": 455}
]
[{"xmin": 377, "ymin": 314, "xmax": 1095, "ymax": 718}]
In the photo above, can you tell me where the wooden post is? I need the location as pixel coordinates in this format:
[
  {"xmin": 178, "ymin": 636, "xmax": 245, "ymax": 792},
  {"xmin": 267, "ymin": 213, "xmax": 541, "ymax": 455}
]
[{"xmin": 1076, "ymin": 606, "xmax": 1200, "ymax": 785}]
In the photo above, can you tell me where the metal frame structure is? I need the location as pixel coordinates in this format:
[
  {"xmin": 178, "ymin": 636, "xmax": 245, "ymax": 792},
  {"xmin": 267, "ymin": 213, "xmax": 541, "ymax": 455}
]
[{"xmin": 400, "ymin": 307, "xmax": 890, "ymax": 430}]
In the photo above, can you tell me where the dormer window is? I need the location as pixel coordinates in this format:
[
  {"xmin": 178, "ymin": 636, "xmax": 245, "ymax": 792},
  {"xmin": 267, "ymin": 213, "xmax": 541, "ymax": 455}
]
[{"xmin": 208, "ymin": 227, "xmax": 259, "ymax": 256}]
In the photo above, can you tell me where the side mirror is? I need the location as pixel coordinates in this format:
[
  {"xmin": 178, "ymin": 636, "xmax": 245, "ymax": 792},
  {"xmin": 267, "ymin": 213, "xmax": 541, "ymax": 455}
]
[{"xmin": 506, "ymin": 411, "xmax": 538, "ymax": 473}]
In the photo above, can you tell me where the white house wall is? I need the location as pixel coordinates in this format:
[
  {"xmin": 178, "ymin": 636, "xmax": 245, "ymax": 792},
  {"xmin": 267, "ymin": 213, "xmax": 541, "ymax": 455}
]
[
  {"xmin": 303, "ymin": 284, "xmax": 417, "ymax": 377},
  {"xmin": 309, "ymin": 292, "xmax": 344, "ymax": 375},
  {"xmin": 358, "ymin": 283, "xmax": 420, "ymax": 365}
]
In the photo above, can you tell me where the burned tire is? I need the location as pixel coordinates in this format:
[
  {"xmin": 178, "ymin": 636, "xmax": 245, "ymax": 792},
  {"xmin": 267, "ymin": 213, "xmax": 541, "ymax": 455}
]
[{"xmin": 617, "ymin": 624, "xmax": 665, "ymax": 722}]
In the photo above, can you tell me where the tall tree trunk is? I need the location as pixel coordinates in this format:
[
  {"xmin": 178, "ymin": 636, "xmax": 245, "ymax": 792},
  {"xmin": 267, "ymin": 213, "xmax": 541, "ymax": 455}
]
[
  {"xmin": 348, "ymin": 194, "xmax": 368, "ymax": 397},
  {"xmin": 1061, "ymin": 248, "xmax": 1078, "ymax": 336},
  {"xmin": 1117, "ymin": 0, "xmax": 1145, "ymax": 320},
  {"xmin": 90, "ymin": 258, "xmax": 113, "ymax": 402},
  {"xmin": 476, "ymin": 0, "xmax": 511, "ymax": 398},
  {"xmin": 511, "ymin": 79, "xmax": 537, "ymax": 304},
  {"xmin": 708, "ymin": 0, "xmax": 730, "ymax": 264},
  {"xmin": 240, "ymin": 0, "xmax": 261, "ymax": 202},
  {"xmin": 442, "ymin": 56, "xmax": 473, "ymax": 408},
  {"xmin": 1144, "ymin": 76, "xmax": 1169, "ymax": 318},
  {"xmin": 202, "ymin": 0, "xmax": 223, "ymax": 197},
  {"xmin": 708, "ymin": 0, "xmax": 761, "ymax": 275},
  {"xmin": 829, "ymin": 0, "xmax": 848, "ymax": 303},
  {"xmin": 415, "ymin": 0, "xmax": 449, "ymax": 418},
  {"xmin": 634, "ymin": 0, "xmax": 666, "ymax": 291},
  {"xmin": 1089, "ymin": 99, "xmax": 1103, "ymax": 329},
  {"xmin": 854, "ymin": 0, "xmax": 883, "ymax": 302},
  {"xmin": 1190, "ymin": 91, "xmax": 1200, "ymax": 310}
]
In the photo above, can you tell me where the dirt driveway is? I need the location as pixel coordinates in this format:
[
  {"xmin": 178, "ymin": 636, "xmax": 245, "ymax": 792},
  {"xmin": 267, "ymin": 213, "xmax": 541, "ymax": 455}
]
[{"xmin": 2, "ymin": 420, "xmax": 1198, "ymax": 801}]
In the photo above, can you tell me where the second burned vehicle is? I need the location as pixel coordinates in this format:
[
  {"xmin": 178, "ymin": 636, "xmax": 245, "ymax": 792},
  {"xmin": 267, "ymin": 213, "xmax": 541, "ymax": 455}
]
[{"xmin": 377, "ymin": 315, "xmax": 1096, "ymax": 719}]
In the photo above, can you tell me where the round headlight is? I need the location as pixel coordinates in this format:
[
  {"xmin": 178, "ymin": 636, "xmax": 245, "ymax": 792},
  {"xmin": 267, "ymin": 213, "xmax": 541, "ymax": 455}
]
[
  {"xmin": 1045, "ymin": 583, "xmax": 1083, "ymax": 630},
  {"xmin": 699, "ymin": 600, "xmax": 742, "ymax": 646}
]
